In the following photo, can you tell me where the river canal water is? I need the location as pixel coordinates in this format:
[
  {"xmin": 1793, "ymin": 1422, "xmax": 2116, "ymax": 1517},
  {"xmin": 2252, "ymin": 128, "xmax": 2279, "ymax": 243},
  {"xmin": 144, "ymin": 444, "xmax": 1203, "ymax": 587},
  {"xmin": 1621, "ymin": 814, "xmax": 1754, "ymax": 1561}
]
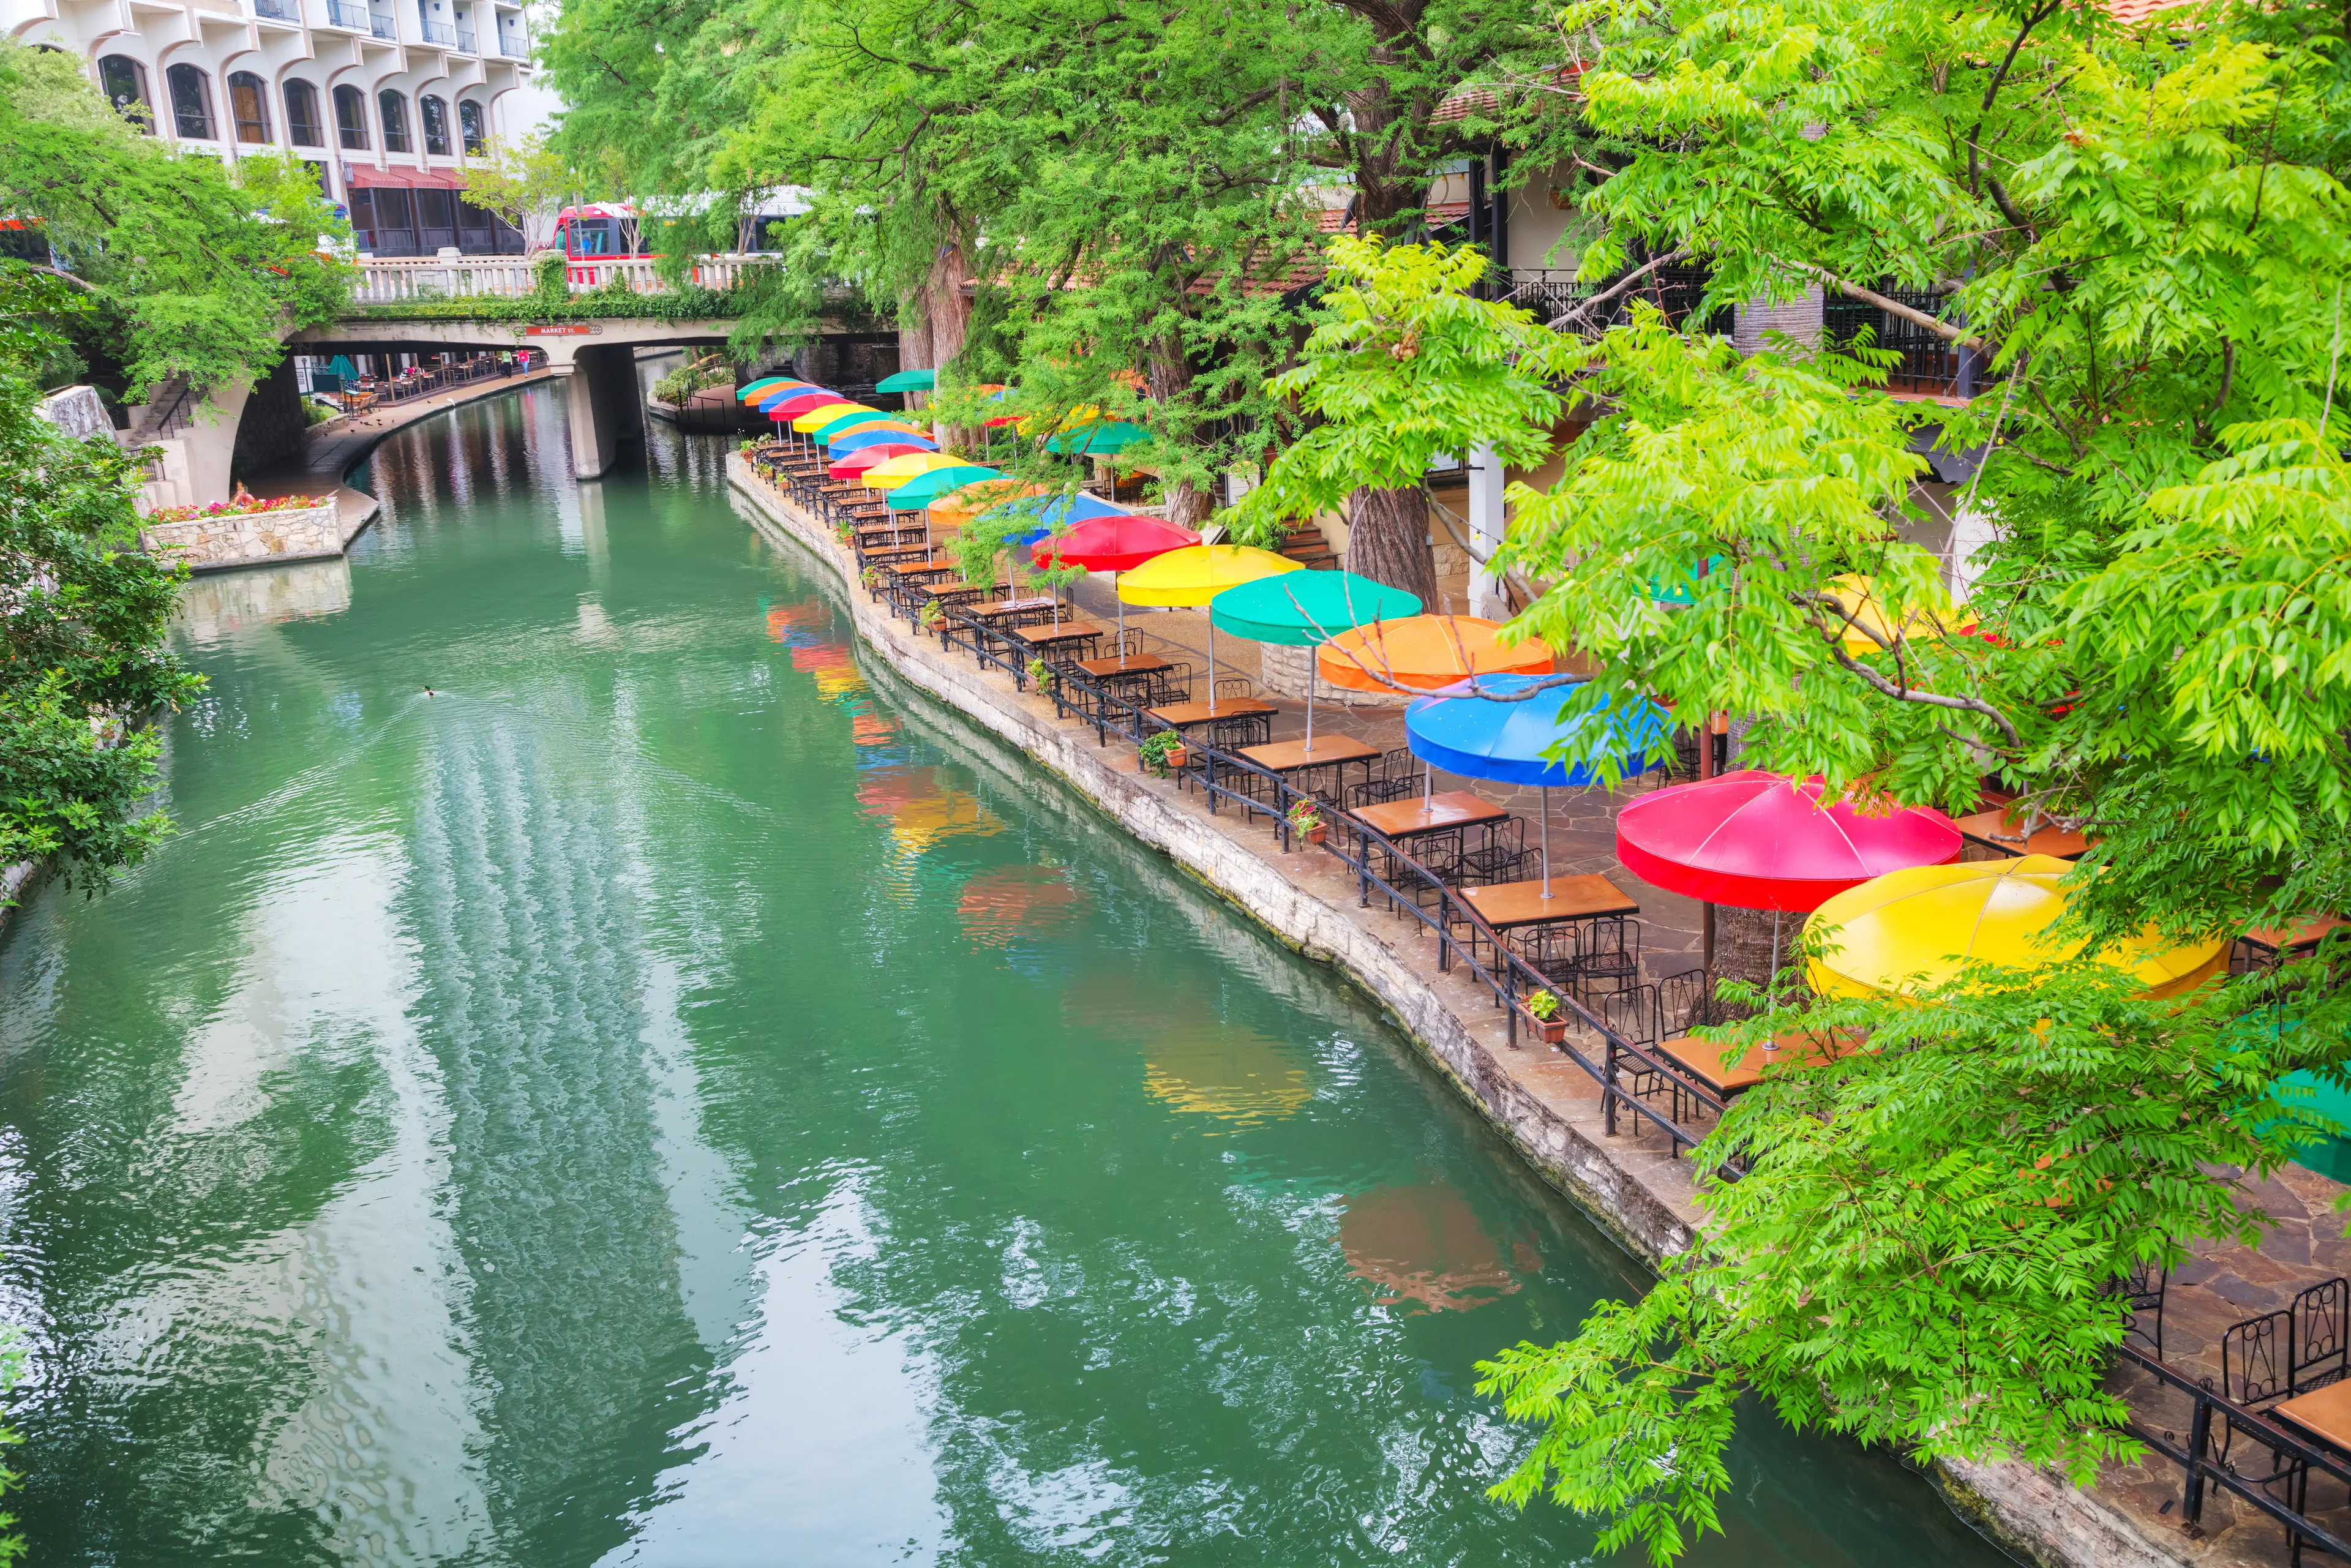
[{"xmin": 0, "ymin": 388, "xmax": 2016, "ymax": 1566}]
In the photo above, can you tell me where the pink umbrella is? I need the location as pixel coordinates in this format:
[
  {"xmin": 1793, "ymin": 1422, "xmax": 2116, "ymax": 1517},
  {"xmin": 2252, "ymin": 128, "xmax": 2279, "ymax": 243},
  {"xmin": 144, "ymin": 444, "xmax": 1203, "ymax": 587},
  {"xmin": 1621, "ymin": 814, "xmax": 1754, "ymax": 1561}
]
[
  {"xmin": 1616, "ymin": 770, "xmax": 1961, "ymax": 912},
  {"xmin": 828, "ymin": 445, "xmax": 934, "ymax": 480}
]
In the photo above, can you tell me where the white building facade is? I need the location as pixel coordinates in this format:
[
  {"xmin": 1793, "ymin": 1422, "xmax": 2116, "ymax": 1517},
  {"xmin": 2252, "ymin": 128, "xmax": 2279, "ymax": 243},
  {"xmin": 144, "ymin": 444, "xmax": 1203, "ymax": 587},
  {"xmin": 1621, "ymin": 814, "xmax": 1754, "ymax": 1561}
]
[{"xmin": 6, "ymin": 0, "xmax": 545, "ymax": 255}]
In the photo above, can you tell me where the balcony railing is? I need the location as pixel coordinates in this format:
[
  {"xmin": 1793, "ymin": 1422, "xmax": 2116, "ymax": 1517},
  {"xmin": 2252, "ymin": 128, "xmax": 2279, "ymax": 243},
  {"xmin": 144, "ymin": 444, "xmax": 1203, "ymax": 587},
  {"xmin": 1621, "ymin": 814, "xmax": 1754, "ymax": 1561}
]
[
  {"xmin": 419, "ymin": 17, "xmax": 454, "ymax": 42},
  {"xmin": 369, "ymin": 10, "xmax": 396, "ymax": 36},
  {"xmin": 323, "ymin": 0, "xmax": 367, "ymax": 26},
  {"xmin": 1824, "ymin": 284, "xmax": 1971, "ymax": 398},
  {"xmin": 252, "ymin": 0, "xmax": 298, "ymax": 20},
  {"xmin": 1491, "ymin": 265, "xmax": 1731, "ymax": 337},
  {"xmin": 456, "ymin": 26, "xmax": 476, "ymax": 50},
  {"xmin": 497, "ymin": 33, "xmax": 526, "ymax": 56}
]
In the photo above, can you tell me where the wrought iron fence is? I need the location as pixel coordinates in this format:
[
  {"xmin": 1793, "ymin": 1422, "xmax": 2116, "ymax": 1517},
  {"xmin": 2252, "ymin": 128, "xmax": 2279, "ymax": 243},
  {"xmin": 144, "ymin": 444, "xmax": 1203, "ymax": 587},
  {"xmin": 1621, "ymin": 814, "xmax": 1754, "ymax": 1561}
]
[
  {"xmin": 2121, "ymin": 1343, "xmax": 2351, "ymax": 1562},
  {"xmin": 1490, "ymin": 266, "xmax": 1734, "ymax": 337},
  {"xmin": 1824, "ymin": 285, "xmax": 1970, "ymax": 397}
]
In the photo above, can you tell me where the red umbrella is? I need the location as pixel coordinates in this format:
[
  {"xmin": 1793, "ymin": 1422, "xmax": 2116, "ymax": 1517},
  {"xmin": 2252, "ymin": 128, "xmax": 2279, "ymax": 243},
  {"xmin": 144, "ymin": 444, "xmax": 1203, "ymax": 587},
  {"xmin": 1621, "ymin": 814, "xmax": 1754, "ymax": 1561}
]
[
  {"xmin": 767, "ymin": 392, "xmax": 842, "ymax": 421},
  {"xmin": 1030, "ymin": 514, "xmax": 1199, "ymax": 572},
  {"xmin": 1616, "ymin": 769, "xmax": 1961, "ymax": 913},
  {"xmin": 1031, "ymin": 512, "xmax": 1201, "ymax": 644}
]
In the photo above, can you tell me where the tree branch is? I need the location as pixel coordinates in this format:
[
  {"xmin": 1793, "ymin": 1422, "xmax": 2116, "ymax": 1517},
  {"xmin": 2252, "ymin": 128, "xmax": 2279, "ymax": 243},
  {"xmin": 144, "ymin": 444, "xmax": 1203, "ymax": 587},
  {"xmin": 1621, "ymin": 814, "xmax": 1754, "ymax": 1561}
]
[
  {"xmin": 1793, "ymin": 264, "xmax": 1993, "ymax": 354},
  {"xmin": 1547, "ymin": 248, "xmax": 1690, "ymax": 331}
]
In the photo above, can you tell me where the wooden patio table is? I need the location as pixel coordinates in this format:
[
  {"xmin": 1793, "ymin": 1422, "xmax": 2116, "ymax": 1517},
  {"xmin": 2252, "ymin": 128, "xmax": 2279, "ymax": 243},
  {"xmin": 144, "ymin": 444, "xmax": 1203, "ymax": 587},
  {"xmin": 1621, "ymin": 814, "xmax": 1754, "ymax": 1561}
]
[
  {"xmin": 2274, "ymin": 1381, "xmax": 2351, "ymax": 1457},
  {"xmin": 1146, "ymin": 699, "xmax": 1276, "ymax": 730},
  {"xmin": 971, "ymin": 595, "xmax": 1057, "ymax": 620},
  {"xmin": 1457, "ymin": 873, "xmax": 1638, "ymax": 931},
  {"xmin": 1012, "ymin": 621, "xmax": 1103, "ymax": 652},
  {"xmin": 1074, "ymin": 655, "xmax": 1171, "ymax": 679},
  {"xmin": 1236, "ymin": 735, "xmax": 1378, "ymax": 773},
  {"xmin": 1654, "ymin": 1027, "xmax": 1856, "ymax": 1099},
  {"xmin": 1952, "ymin": 807, "xmax": 2093, "ymax": 859},
  {"xmin": 1347, "ymin": 790, "xmax": 1507, "ymax": 842},
  {"xmin": 2244, "ymin": 913, "xmax": 2350, "ymax": 957}
]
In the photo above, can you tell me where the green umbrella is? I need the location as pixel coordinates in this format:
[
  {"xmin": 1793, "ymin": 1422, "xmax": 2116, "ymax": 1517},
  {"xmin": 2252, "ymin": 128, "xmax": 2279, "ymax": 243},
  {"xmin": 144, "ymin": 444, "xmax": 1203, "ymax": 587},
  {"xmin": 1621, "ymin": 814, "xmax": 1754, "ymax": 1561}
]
[
  {"xmin": 885, "ymin": 465, "xmax": 1002, "ymax": 510},
  {"xmin": 1044, "ymin": 421, "xmax": 1150, "ymax": 455},
  {"xmin": 1209, "ymin": 569, "xmax": 1422, "ymax": 752},
  {"xmin": 877, "ymin": 369, "xmax": 937, "ymax": 392}
]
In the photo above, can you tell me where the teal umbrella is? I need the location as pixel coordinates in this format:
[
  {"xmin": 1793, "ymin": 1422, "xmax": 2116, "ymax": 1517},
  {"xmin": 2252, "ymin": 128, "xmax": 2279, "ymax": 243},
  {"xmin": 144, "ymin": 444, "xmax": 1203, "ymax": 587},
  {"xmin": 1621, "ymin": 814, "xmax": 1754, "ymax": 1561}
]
[
  {"xmin": 885, "ymin": 465, "xmax": 1001, "ymax": 510},
  {"xmin": 1209, "ymin": 570, "xmax": 1422, "ymax": 753},
  {"xmin": 877, "ymin": 369, "xmax": 937, "ymax": 392},
  {"xmin": 1044, "ymin": 421, "xmax": 1150, "ymax": 455}
]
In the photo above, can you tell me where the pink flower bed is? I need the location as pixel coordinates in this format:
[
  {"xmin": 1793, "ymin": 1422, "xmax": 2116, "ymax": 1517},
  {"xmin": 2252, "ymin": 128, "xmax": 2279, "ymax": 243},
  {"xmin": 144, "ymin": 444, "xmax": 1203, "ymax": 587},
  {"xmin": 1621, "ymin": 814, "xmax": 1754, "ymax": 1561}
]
[{"xmin": 144, "ymin": 493, "xmax": 331, "ymax": 525}]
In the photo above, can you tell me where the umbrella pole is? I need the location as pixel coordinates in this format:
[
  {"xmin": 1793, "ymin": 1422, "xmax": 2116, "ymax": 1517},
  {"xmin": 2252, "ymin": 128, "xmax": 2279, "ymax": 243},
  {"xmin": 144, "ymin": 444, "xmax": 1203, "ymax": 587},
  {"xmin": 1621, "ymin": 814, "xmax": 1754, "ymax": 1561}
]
[
  {"xmin": 1541, "ymin": 785, "xmax": 1552, "ymax": 899},
  {"xmin": 1114, "ymin": 576, "xmax": 1124, "ymax": 651},
  {"xmin": 1769, "ymin": 910, "xmax": 1783, "ymax": 1010},
  {"xmin": 1208, "ymin": 617, "xmax": 1218, "ymax": 715},
  {"xmin": 1304, "ymin": 662, "xmax": 1316, "ymax": 754}
]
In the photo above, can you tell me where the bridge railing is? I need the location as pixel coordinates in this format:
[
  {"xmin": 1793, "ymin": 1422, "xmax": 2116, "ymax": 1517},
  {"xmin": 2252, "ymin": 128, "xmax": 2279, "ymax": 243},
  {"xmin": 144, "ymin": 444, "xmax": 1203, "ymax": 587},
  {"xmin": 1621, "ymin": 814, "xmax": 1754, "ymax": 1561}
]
[{"xmin": 349, "ymin": 253, "xmax": 779, "ymax": 305}]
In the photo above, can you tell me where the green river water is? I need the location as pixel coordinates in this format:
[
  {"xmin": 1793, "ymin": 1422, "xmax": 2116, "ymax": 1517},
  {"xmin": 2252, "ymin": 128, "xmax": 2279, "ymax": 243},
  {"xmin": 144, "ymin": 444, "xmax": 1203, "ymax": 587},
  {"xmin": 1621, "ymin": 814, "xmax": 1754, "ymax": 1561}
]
[{"xmin": 0, "ymin": 387, "xmax": 2017, "ymax": 1566}]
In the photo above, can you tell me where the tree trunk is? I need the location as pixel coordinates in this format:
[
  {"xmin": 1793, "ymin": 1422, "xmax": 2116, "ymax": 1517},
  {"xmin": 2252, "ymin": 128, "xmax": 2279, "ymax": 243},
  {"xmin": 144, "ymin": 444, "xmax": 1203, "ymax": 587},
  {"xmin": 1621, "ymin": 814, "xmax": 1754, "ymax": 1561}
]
[
  {"xmin": 1147, "ymin": 328, "xmax": 1214, "ymax": 526},
  {"xmin": 917, "ymin": 239, "xmax": 974, "ymax": 446},
  {"xmin": 1347, "ymin": 484, "xmax": 1436, "ymax": 603}
]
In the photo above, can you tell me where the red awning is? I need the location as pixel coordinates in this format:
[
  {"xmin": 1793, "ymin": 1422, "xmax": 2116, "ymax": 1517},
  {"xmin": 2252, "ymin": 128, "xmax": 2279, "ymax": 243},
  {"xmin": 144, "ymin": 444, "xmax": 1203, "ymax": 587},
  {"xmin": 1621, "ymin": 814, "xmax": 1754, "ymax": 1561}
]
[{"xmin": 345, "ymin": 165, "xmax": 466, "ymax": 190}]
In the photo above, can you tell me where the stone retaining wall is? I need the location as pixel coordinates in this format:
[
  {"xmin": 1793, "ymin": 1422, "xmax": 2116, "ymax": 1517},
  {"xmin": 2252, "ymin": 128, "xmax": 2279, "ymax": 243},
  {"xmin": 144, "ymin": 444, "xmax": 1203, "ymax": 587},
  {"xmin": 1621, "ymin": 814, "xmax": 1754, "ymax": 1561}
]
[
  {"xmin": 140, "ymin": 501, "xmax": 349, "ymax": 572},
  {"xmin": 723, "ymin": 452, "xmax": 2194, "ymax": 1568}
]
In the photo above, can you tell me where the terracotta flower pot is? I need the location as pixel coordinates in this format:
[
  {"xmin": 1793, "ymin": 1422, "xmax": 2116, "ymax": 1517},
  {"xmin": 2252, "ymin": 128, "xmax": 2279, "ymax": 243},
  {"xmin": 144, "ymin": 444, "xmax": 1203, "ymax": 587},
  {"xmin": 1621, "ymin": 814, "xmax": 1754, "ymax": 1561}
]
[
  {"xmin": 1524, "ymin": 1008, "xmax": 1568, "ymax": 1045},
  {"xmin": 1302, "ymin": 824, "xmax": 1326, "ymax": 846},
  {"xmin": 1164, "ymin": 745, "xmax": 1189, "ymax": 769}
]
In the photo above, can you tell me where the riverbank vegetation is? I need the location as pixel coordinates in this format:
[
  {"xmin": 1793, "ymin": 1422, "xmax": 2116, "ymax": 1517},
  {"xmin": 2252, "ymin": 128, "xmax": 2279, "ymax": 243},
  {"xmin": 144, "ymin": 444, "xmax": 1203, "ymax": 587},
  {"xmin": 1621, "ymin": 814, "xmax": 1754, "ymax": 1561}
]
[{"xmin": 0, "ymin": 270, "xmax": 203, "ymax": 889}]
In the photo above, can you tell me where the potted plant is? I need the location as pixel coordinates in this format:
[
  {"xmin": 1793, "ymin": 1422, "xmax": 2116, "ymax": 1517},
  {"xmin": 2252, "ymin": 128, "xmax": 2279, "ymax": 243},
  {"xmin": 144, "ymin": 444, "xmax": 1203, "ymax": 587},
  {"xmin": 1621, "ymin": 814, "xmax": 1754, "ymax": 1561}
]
[
  {"xmin": 1522, "ymin": 988, "xmax": 1569, "ymax": 1045},
  {"xmin": 1026, "ymin": 656, "xmax": 1056, "ymax": 691},
  {"xmin": 860, "ymin": 566, "xmax": 882, "ymax": 590},
  {"xmin": 920, "ymin": 600, "xmax": 946, "ymax": 632},
  {"xmin": 1287, "ymin": 800, "xmax": 1326, "ymax": 845},
  {"xmin": 1139, "ymin": 730, "xmax": 1188, "ymax": 776}
]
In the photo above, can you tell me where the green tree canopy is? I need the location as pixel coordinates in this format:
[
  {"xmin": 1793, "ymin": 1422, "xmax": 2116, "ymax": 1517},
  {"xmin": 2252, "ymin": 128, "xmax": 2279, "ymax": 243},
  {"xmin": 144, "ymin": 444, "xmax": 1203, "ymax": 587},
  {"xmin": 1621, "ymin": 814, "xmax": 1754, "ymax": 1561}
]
[
  {"xmin": 0, "ymin": 40, "xmax": 351, "ymax": 400},
  {"xmin": 1228, "ymin": 0, "xmax": 2351, "ymax": 1551}
]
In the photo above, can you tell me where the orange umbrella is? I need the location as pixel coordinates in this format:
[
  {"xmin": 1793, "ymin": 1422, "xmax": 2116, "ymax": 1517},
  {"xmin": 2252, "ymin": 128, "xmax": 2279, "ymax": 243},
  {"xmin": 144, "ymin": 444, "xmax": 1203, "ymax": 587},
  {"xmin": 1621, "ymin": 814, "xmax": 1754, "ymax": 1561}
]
[{"xmin": 1316, "ymin": 615, "xmax": 1553, "ymax": 693}]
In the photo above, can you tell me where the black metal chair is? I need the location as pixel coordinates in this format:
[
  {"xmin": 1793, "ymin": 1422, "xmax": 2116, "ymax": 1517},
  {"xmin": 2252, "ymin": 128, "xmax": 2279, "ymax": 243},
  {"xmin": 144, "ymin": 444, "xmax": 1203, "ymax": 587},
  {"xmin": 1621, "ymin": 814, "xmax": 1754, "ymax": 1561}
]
[
  {"xmin": 1346, "ymin": 775, "xmax": 1412, "ymax": 811},
  {"xmin": 2102, "ymin": 1260, "xmax": 2167, "ymax": 1362},
  {"xmin": 2216, "ymin": 1309, "xmax": 2303, "ymax": 1494},
  {"xmin": 1571, "ymin": 917, "xmax": 1643, "ymax": 1002},
  {"xmin": 2295, "ymin": 1277, "xmax": 2350, "ymax": 1392},
  {"xmin": 1457, "ymin": 817, "xmax": 1526, "ymax": 885},
  {"xmin": 1656, "ymin": 966, "xmax": 1729, "ymax": 1035}
]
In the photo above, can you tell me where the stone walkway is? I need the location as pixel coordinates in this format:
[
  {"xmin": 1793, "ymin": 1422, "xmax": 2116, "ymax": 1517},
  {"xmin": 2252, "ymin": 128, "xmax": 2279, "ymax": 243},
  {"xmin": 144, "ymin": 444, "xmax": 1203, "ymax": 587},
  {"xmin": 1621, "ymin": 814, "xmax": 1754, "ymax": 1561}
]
[{"xmin": 759, "ymin": 463, "xmax": 2348, "ymax": 1568}]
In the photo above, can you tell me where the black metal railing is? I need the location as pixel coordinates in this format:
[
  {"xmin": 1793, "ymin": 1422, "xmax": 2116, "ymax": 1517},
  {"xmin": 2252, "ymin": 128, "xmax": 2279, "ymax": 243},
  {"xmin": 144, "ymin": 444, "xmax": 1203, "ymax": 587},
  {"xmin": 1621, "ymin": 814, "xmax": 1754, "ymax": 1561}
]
[
  {"xmin": 2121, "ymin": 1343, "xmax": 2351, "ymax": 1562},
  {"xmin": 1824, "ymin": 284, "xmax": 1970, "ymax": 397},
  {"xmin": 1490, "ymin": 265, "xmax": 1734, "ymax": 337}
]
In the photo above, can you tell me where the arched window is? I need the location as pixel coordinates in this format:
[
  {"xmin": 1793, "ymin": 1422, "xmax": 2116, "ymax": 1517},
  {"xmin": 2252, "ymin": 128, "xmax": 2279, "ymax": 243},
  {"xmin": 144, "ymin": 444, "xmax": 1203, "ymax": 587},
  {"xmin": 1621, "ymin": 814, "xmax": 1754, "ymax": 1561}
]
[
  {"xmin": 378, "ymin": 89, "xmax": 410, "ymax": 153},
  {"xmin": 165, "ymin": 64, "xmax": 216, "ymax": 140},
  {"xmin": 97, "ymin": 56, "xmax": 152, "ymax": 130},
  {"xmin": 333, "ymin": 84, "xmax": 369, "ymax": 150},
  {"xmin": 457, "ymin": 99, "xmax": 485, "ymax": 157},
  {"xmin": 283, "ymin": 79, "xmax": 323, "ymax": 146},
  {"xmin": 419, "ymin": 94, "xmax": 450, "ymax": 156},
  {"xmin": 227, "ymin": 71, "xmax": 270, "ymax": 143}
]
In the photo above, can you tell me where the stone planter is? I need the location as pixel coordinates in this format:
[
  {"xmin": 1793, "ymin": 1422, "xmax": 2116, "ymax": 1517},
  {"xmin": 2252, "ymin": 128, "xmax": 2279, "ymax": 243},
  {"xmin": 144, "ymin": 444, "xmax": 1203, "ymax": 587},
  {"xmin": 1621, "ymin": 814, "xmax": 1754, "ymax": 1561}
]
[{"xmin": 141, "ymin": 501, "xmax": 345, "ymax": 572}]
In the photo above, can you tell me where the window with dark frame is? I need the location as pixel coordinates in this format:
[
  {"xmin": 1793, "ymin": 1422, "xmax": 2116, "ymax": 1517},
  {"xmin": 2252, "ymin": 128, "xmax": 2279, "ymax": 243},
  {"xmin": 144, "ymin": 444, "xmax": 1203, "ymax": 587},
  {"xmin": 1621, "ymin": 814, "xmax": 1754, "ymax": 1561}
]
[
  {"xmin": 334, "ymin": 84, "xmax": 369, "ymax": 150},
  {"xmin": 228, "ymin": 72, "xmax": 271, "ymax": 143},
  {"xmin": 419, "ymin": 94, "xmax": 450, "ymax": 156},
  {"xmin": 457, "ymin": 99, "xmax": 485, "ymax": 156},
  {"xmin": 166, "ymin": 64, "xmax": 216, "ymax": 140},
  {"xmin": 378, "ymin": 89, "xmax": 410, "ymax": 153},
  {"xmin": 97, "ymin": 56, "xmax": 152, "ymax": 130},
  {"xmin": 283, "ymin": 78, "xmax": 323, "ymax": 146}
]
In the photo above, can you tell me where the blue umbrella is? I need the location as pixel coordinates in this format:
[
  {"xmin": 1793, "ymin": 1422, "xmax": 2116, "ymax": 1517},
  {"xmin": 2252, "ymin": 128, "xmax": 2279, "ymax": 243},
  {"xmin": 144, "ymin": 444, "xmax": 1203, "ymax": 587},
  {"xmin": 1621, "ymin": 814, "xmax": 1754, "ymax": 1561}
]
[
  {"xmin": 1406, "ymin": 674, "xmax": 1670, "ymax": 897},
  {"xmin": 991, "ymin": 491, "xmax": 1129, "ymax": 549}
]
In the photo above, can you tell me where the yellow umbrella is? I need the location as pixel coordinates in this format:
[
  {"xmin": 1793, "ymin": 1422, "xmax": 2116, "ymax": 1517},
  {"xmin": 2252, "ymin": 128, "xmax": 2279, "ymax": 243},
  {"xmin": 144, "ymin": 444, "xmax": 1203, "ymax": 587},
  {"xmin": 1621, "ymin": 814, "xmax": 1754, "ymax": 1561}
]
[
  {"xmin": 1805, "ymin": 855, "xmax": 2229, "ymax": 1001},
  {"xmin": 1825, "ymin": 573, "xmax": 1971, "ymax": 658},
  {"xmin": 790, "ymin": 402, "xmax": 873, "ymax": 433},
  {"xmin": 860, "ymin": 452, "xmax": 969, "ymax": 490},
  {"xmin": 1118, "ymin": 544, "xmax": 1301, "ymax": 715}
]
